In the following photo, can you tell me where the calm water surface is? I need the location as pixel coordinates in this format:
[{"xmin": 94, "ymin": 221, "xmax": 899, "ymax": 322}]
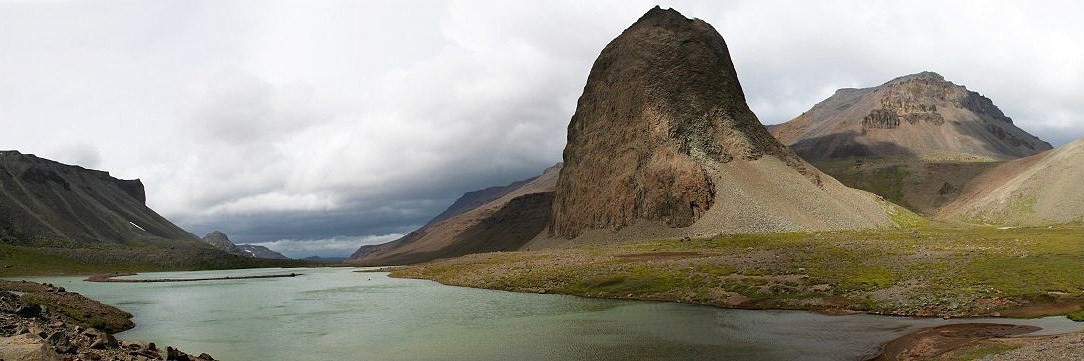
[{"xmin": 24, "ymin": 268, "xmax": 1084, "ymax": 361}]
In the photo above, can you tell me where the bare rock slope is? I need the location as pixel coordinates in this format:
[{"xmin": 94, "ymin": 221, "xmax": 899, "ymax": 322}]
[
  {"xmin": 768, "ymin": 73, "xmax": 1052, "ymax": 215},
  {"xmin": 348, "ymin": 164, "xmax": 561, "ymax": 265},
  {"xmin": 550, "ymin": 7, "xmax": 899, "ymax": 241},
  {"xmin": 771, "ymin": 72, "xmax": 1051, "ymax": 162},
  {"xmin": 0, "ymin": 151, "xmax": 198, "ymax": 244},
  {"xmin": 939, "ymin": 137, "xmax": 1084, "ymax": 225}
]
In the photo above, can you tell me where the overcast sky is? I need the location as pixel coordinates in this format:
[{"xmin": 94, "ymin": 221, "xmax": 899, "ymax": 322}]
[{"xmin": 2, "ymin": 1, "xmax": 1082, "ymax": 257}]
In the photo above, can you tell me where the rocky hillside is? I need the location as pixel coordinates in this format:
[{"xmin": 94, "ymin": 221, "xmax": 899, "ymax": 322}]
[
  {"xmin": 939, "ymin": 137, "xmax": 1084, "ymax": 225},
  {"xmin": 200, "ymin": 231, "xmax": 287, "ymax": 259},
  {"xmin": 549, "ymin": 7, "xmax": 900, "ymax": 242},
  {"xmin": 0, "ymin": 151, "xmax": 198, "ymax": 244},
  {"xmin": 768, "ymin": 73, "xmax": 1052, "ymax": 214},
  {"xmin": 348, "ymin": 164, "xmax": 561, "ymax": 265},
  {"xmin": 771, "ymin": 72, "xmax": 1051, "ymax": 162},
  {"xmin": 0, "ymin": 151, "xmax": 309, "ymax": 275}
]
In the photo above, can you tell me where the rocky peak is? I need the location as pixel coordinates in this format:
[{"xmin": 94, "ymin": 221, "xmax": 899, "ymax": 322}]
[
  {"xmin": 200, "ymin": 231, "xmax": 238, "ymax": 253},
  {"xmin": 552, "ymin": 7, "xmax": 812, "ymax": 239},
  {"xmin": 884, "ymin": 71, "xmax": 945, "ymax": 85}
]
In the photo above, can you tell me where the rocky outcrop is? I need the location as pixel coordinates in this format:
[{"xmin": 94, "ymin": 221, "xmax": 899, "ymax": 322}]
[
  {"xmin": 0, "ymin": 282, "xmax": 213, "ymax": 360},
  {"xmin": 550, "ymin": 7, "xmax": 896, "ymax": 240},
  {"xmin": 348, "ymin": 164, "xmax": 561, "ymax": 265},
  {"xmin": 0, "ymin": 151, "xmax": 199, "ymax": 244},
  {"xmin": 772, "ymin": 72, "xmax": 1051, "ymax": 161},
  {"xmin": 939, "ymin": 137, "xmax": 1084, "ymax": 225}
]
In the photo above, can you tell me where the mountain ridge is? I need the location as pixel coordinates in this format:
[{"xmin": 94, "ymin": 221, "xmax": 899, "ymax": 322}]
[{"xmin": 771, "ymin": 71, "xmax": 1051, "ymax": 162}]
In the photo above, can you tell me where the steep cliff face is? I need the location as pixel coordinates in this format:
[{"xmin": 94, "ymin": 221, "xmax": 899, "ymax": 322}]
[
  {"xmin": 550, "ymin": 7, "xmax": 896, "ymax": 240},
  {"xmin": 348, "ymin": 164, "xmax": 561, "ymax": 265},
  {"xmin": 772, "ymin": 72, "xmax": 1051, "ymax": 162},
  {"xmin": 0, "ymin": 151, "xmax": 198, "ymax": 244},
  {"xmin": 939, "ymin": 137, "xmax": 1084, "ymax": 225}
]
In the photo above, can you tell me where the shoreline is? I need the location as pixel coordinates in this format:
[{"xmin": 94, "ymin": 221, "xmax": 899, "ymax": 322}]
[
  {"xmin": 0, "ymin": 279, "xmax": 215, "ymax": 360},
  {"xmin": 86, "ymin": 272, "xmax": 302, "ymax": 283},
  {"xmin": 387, "ymin": 271, "xmax": 1084, "ymax": 360}
]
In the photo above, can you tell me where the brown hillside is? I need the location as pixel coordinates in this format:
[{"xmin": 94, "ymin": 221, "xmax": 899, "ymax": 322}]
[
  {"xmin": 939, "ymin": 137, "xmax": 1084, "ymax": 225},
  {"xmin": 771, "ymin": 72, "xmax": 1051, "ymax": 162},
  {"xmin": 348, "ymin": 164, "xmax": 561, "ymax": 265}
]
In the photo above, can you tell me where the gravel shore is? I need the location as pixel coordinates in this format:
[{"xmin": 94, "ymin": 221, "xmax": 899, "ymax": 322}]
[{"xmin": 0, "ymin": 281, "xmax": 213, "ymax": 361}]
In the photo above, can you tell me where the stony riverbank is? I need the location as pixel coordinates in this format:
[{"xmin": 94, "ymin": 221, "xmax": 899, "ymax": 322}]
[{"xmin": 0, "ymin": 280, "xmax": 213, "ymax": 361}]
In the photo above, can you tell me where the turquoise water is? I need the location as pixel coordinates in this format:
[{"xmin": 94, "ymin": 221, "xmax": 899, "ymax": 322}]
[{"xmin": 24, "ymin": 268, "xmax": 1084, "ymax": 361}]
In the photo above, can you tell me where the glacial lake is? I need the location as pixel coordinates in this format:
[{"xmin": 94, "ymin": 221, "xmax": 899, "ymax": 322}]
[{"xmin": 24, "ymin": 267, "xmax": 1084, "ymax": 361}]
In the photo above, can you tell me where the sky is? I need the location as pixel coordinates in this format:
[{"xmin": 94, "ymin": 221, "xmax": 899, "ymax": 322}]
[{"xmin": 2, "ymin": 0, "xmax": 1082, "ymax": 257}]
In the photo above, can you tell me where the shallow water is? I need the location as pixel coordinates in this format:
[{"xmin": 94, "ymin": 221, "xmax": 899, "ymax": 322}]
[{"xmin": 25, "ymin": 268, "xmax": 1084, "ymax": 361}]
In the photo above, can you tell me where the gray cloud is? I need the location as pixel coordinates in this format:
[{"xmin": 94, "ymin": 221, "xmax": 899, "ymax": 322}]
[{"xmin": 1, "ymin": 1, "xmax": 1082, "ymax": 257}]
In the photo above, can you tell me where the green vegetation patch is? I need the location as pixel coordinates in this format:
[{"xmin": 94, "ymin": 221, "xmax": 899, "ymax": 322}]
[
  {"xmin": 952, "ymin": 343, "xmax": 1021, "ymax": 361},
  {"xmin": 394, "ymin": 225, "xmax": 1084, "ymax": 317}
]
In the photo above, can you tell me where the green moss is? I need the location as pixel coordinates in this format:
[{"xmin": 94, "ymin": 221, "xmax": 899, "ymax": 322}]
[
  {"xmin": 1066, "ymin": 310, "xmax": 1084, "ymax": 321},
  {"xmin": 953, "ymin": 344, "xmax": 1020, "ymax": 360},
  {"xmin": 397, "ymin": 225, "xmax": 1084, "ymax": 317},
  {"xmin": 885, "ymin": 202, "xmax": 928, "ymax": 229},
  {"xmin": 841, "ymin": 266, "xmax": 898, "ymax": 290}
]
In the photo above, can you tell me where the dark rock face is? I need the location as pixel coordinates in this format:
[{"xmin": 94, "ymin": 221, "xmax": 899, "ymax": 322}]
[
  {"xmin": 0, "ymin": 151, "xmax": 198, "ymax": 244},
  {"xmin": 551, "ymin": 7, "xmax": 805, "ymax": 239}
]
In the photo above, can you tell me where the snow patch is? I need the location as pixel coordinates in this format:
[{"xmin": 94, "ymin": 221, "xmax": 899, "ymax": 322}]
[{"xmin": 129, "ymin": 221, "xmax": 146, "ymax": 232}]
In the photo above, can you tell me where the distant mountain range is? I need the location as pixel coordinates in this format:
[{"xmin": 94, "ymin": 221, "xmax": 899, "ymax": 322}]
[{"xmin": 302, "ymin": 256, "xmax": 348, "ymax": 263}]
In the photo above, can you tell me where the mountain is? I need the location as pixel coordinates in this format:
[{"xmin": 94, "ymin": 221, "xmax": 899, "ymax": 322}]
[
  {"xmin": 771, "ymin": 71, "xmax": 1051, "ymax": 162},
  {"xmin": 302, "ymin": 256, "xmax": 347, "ymax": 263},
  {"xmin": 768, "ymin": 73, "xmax": 1052, "ymax": 214},
  {"xmin": 235, "ymin": 244, "xmax": 288, "ymax": 259},
  {"xmin": 426, "ymin": 176, "xmax": 538, "ymax": 226},
  {"xmin": 348, "ymin": 164, "xmax": 560, "ymax": 265},
  {"xmin": 0, "ymin": 151, "xmax": 198, "ymax": 244},
  {"xmin": 939, "ymin": 137, "xmax": 1084, "ymax": 225},
  {"xmin": 0, "ymin": 151, "xmax": 310, "ymax": 274},
  {"xmin": 200, "ymin": 231, "xmax": 287, "ymax": 260},
  {"xmin": 548, "ymin": 7, "xmax": 901, "ymax": 242},
  {"xmin": 200, "ymin": 231, "xmax": 239, "ymax": 253}
]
